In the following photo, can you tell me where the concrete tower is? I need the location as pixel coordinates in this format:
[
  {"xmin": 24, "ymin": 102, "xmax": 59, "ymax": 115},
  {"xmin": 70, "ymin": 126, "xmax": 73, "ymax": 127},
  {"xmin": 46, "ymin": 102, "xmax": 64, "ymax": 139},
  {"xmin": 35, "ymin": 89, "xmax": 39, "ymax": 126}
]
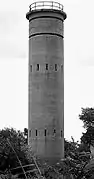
[{"xmin": 26, "ymin": 1, "xmax": 67, "ymax": 165}]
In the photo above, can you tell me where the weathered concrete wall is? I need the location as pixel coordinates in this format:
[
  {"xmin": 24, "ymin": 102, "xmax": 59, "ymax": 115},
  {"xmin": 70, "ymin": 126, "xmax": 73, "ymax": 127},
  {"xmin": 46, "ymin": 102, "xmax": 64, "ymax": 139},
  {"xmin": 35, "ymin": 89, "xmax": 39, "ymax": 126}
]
[{"xmin": 27, "ymin": 10, "xmax": 65, "ymax": 165}]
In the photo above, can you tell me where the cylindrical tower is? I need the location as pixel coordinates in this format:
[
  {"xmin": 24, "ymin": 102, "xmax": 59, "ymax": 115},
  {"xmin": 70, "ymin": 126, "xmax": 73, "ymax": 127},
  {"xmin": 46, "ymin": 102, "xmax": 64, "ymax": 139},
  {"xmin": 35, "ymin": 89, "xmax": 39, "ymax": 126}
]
[{"xmin": 26, "ymin": 1, "xmax": 67, "ymax": 165}]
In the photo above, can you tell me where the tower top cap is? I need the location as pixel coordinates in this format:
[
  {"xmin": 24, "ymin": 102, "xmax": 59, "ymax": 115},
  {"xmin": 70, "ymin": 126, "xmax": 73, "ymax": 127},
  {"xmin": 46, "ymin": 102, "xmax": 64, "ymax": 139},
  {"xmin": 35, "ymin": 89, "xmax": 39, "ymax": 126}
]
[{"xmin": 29, "ymin": 1, "xmax": 63, "ymax": 12}]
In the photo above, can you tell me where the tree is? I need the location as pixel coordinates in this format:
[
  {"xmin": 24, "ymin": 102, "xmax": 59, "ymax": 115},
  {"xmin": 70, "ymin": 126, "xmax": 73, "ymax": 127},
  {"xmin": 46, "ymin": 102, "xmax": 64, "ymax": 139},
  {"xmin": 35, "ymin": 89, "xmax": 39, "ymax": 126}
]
[
  {"xmin": 0, "ymin": 128, "xmax": 29, "ymax": 171},
  {"xmin": 77, "ymin": 107, "xmax": 94, "ymax": 178},
  {"xmin": 81, "ymin": 126, "xmax": 94, "ymax": 147},
  {"xmin": 79, "ymin": 108, "xmax": 94, "ymax": 147},
  {"xmin": 79, "ymin": 108, "xmax": 94, "ymax": 129},
  {"xmin": 64, "ymin": 137, "xmax": 79, "ymax": 158}
]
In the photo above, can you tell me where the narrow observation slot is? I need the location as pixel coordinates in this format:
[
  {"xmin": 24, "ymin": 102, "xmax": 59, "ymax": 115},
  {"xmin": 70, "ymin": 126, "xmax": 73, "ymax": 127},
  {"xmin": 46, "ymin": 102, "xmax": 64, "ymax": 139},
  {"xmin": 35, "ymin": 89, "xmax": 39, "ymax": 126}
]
[
  {"xmin": 44, "ymin": 129, "xmax": 47, "ymax": 136},
  {"xmin": 30, "ymin": 65, "xmax": 32, "ymax": 72},
  {"xmin": 36, "ymin": 64, "xmax": 39, "ymax": 71},
  {"xmin": 53, "ymin": 129, "xmax": 56, "ymax": 135},
  {"xmin": 29, "ymin": 130, "xmax": 31, "ymax": 137},
  {"xmin": 46, "ymin": 64, "xmax": 48, "ymax": 70},
  {"xmin": 61, "ymin": 130, "xmax": 63, "ymax": 137},
  {"xmin": 55, "ymin": 64, "xmax": 58, "ymax": 71},
  {"xmin": 36, "ymin": 129, "xmax": 37, "ymax": 136},
  {"xmin": 61, "ymin": 65, "xmax": 63, "ymax": 71}
]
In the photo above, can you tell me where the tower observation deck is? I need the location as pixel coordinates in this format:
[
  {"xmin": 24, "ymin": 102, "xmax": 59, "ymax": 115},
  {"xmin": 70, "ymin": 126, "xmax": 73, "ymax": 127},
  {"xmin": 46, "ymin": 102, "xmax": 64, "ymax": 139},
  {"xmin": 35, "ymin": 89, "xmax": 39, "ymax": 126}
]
[
  {"xmin": 26, "ymin": 1, "xmax": 66, "ymax": 19},
  {"xmin": 26, "ymin": 1, "xmax": 67, "ymax": 165}
]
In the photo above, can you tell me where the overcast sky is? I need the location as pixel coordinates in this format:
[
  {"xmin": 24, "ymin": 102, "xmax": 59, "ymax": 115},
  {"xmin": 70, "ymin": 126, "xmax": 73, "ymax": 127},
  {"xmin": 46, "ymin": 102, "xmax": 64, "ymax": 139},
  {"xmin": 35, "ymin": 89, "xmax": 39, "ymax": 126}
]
[{"xmin": 0, "ymin": 0, "xmax": 94, "ymax": 142}]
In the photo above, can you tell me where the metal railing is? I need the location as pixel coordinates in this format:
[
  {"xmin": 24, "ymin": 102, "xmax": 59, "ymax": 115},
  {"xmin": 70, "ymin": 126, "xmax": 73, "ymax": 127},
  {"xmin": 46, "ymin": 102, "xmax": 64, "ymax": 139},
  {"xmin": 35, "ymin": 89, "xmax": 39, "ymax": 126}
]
[{"xmin": 29, "ymin": 1, "xmax": 63, "ymax": 12}]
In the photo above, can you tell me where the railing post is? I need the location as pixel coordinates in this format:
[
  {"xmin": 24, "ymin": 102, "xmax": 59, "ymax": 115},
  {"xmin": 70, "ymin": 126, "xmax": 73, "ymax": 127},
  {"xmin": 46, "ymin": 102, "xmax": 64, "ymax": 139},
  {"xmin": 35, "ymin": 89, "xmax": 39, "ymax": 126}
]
[
  {"xmin": 35, "ymin": 2, "xmax": 36, "ymax": 10},
  {"xmin": 29, "ymin": 5, "xmax": 31, "ymax": 11},
  {"xmin": 59, "ymin": 3, "xmax": 60, "ymax": 10},
  {"xmin": 52, "ymin": 1, "xmax": 53, "ymax": 9},
  {"xmin": 43, "ymin": 1, "xmax": 44, "ymax": 7}
]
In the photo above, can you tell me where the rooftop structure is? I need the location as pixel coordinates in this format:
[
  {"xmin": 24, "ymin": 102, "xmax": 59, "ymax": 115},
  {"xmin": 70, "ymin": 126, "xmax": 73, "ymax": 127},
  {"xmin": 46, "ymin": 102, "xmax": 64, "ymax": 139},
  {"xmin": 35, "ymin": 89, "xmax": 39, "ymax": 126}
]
[{"xmin": 26, "ymin": 1, "xmax": 67, "ymax": 20}]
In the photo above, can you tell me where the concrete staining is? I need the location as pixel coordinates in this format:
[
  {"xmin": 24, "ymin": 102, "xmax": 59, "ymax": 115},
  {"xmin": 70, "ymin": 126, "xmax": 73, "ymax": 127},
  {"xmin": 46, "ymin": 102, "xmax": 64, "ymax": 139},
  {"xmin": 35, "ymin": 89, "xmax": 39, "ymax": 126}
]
[{"xmin": 26, "ymin": 4, "xmax": 66, "ymax": 165}]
